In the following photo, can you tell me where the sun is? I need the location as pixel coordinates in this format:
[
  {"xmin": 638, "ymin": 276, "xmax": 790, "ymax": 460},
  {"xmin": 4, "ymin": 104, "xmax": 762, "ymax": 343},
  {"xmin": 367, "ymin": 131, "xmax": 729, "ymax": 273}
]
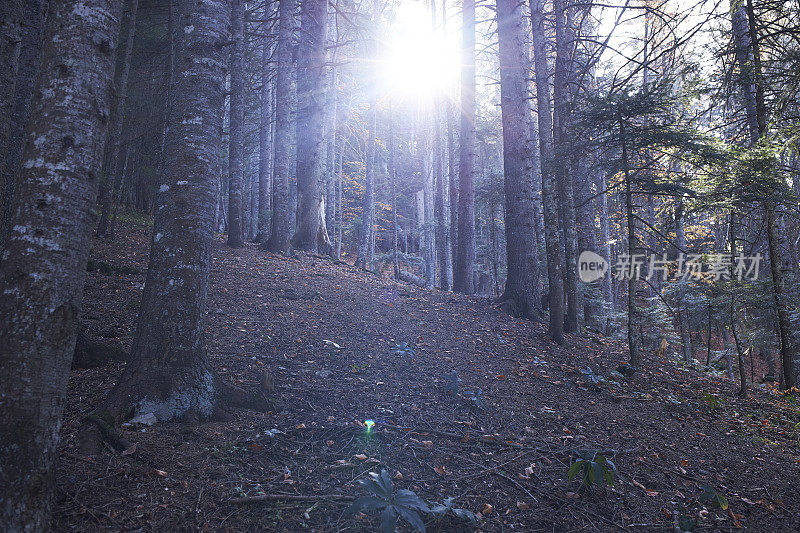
[{"xmin": 378, "ymin": 2, "xmax": 460, "ymax": 100}]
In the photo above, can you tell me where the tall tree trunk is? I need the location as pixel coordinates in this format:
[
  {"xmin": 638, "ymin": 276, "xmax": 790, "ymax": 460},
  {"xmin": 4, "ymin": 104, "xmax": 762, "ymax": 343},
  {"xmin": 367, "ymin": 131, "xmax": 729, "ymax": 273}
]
[
  {"xmin": 434, "ymin": 106, "xmax": 451, "ymax": 291},
  {"xmin": 731, "ymin": 0, "xmax": 796, "ymax": 388},
  {"xmin": 447, "ymin": 101, "xmax": 458, "ymax": 273},
  {"xmin": 97, "ymin": 0, "xmax": 139, "ymax": 238},
  {"xmin": 290, "ymin": 0, "xmax": 332, "ymax": 254},
  {"xmin": 620, "ymin": 110, "xmax": 639, "ymax": 368},
  {"xmin": 265, "ymin": 0, "xmax": 295, "ymax": 253},
  {"xmin": 729, "ymin": 211, "xmax": 747, "ymax": 396},
  {"xmin": 0, "ymin": 0, "xmax": 22, "ymax": 177},
  {"xmin": 227, "ymin": 0, "xmax": 245, "ymax": 247},
  {"xmin": 256, "ymin": 1, "xmax": 274, "ymax": 243},
  {"xmin": 530, "ymin": 0, "xmax": 564, "ymax": 343},
  {"xmin": 597, "ymin": 173, "xmax": 614, "ymax": 329},
  {"xmin": 0, "ymin": 0, "xmax": 122, "ymax": 527},
  {"xmin": 496, "ymin": 0, "xmax": 540, "ymax": 319},
  {"xmin": 102, "ymin": 0, "xmax": 261, "ymax": 423},
  {"xmin": 674, "ymin": 195, "xmax": 693, "ymax": 364},
  {"xmin": 454, "ymin": 0, "xmax": 476, "ymax": 294},
  {"xmin": 389, "ymin": 105, "xmax": 400, "ymax": 279},
  {"xmin": 553, "ymin": 0, "xmax": 580, "ymax": 333},
  {"xmin": 357, "ymin": 1, "xmax": 378, "ymax": 269}
]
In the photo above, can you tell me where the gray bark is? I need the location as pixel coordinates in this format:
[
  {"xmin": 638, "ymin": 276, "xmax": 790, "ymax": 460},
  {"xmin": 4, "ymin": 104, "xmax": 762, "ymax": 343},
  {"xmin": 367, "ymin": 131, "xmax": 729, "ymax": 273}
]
[
  {"xmin": 227, "ymin": 0, "xmax": 245, "ymax": 247},
  {"xmin": 357, "ymin": 1, "xmax": 378, "ymax": 269},
  {"xmin": 256, "ymin": 0, "xmax": 275, "ymax": 243},
  {"xmin": 530, "ymin": 0, "xmax": 564, "ymax": 343},
  {"xmin": 553, "ymin": 0, "xmax": 580, "ymax": 333},
  {"xmin": 0, "ymin": 0, "xmax": 122, "ymax": 528},
  {"xmin": 454, "ymin": 0, "xmax": 476, "ymax": 294},
  {"xmin": 289, "ymin": 0, "xmax": 332, "ymax": 254},
  {"xmin": 103, "ymin": 0, "xmax": 232, "ymax": 421},
  {"xmin": 265, "ymin": 0, "xmax": 295, "ymax": 253},
  {"xmin": 674, "ymin": 196, "xmax": 692, "ymax": 364},
  {"xmin": 97, "ymin": 0, "xmax": 139, "ymax": 238},
  {"xmin": 496, "ymin": 0, "xmax": 540, "ymax": 319}
]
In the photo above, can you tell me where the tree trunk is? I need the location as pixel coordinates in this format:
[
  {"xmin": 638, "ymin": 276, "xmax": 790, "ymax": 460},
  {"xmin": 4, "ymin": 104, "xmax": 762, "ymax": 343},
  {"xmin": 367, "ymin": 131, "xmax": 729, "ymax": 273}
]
[
  {"xmin": 101, "ymin": 0, "xmax": 259, "ymax": 423},
  {"xmin": 0, "ymin": 0, "xmax": 22, "ymax": 180},
  {"xmin": 389, "ymin": 105, "xmax": 400, "ymax": 279},
  {"xmin": 496, "ymin": 0, "xmax": 540, "ymax": 319},
  {"xmin": 454, "ymin": 0, "xmax": 476, "ymax": 294},
  {"xmin": 357, "ymin": 1, "xmax": 378, "ymax": 269},
  {"xmin": 97, "ymin": 0, "xmax": 139, "ymax": 238},
  {"xmin": 674, "ymin": 195, "xmax": 693, "ymax": 364},
  {"xmin": 620, "ymin": 110, "xmax": 639, "ymax": 368},
  {"xmin": 553, "ymin": 0, "xmax": 580, "ymax": 333},
  {"xmin": 434, "ymin": 106, "xmax": 451, "ymax": 291},
  {"xmin": 264, "ymin": 0, "xmax": 295, "ymax": 253},
  {"xmin": 289, "ymin": 0, "xmax": 331, "ymax": 254},
  {"xmin": 0, "ymin": 0, "xmax": 122, "ymax": 528},
  {"xmin": 256, "ymin": 1, "xmax": 275, "ymax": 243},
  {"xmin": 530, "ymin": 0, "xmax": 564, "ymax": 343},
  {"xmin": 226, "ymin": 0, "xmax": 245, "ymax": 247},
  {"xmin": 447, "ymin": 101, "xmax": 458, "ymax": 274},
  {"xmin": 597, "ymin": 174, "xmax": 613, "ymax": 319},
  {"xmin": 731, "ymin": 1, "xmax": 796, "ymax": 388}
]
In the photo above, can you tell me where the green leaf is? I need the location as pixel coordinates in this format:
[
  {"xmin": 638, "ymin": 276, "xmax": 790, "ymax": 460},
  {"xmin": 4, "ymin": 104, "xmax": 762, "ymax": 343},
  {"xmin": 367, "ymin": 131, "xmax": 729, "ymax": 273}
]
[
  {"xmin": 567, "ymin": 460, "xmax": 583, "ymax": 480},
  {"xmin": 395, "ymin": 506, "xmax": 426, "ymax": 532},
  {"xmin": 380, "ymin": 506, "xmax": 398, "ymax": 533},
  {"xmin": 395, "ymin": 489, "xmax": 430, "ymax": 513},
  {"xmin": 346, "ymin": 496, "xmax": 387, "ymax": 516},
  {"xmin": 717, "ymin": 494, "xmax": 729, "ymax": 510},
  {"xmin": 452, "ymin": 507, "xmax": 478, "ymax": 524}
]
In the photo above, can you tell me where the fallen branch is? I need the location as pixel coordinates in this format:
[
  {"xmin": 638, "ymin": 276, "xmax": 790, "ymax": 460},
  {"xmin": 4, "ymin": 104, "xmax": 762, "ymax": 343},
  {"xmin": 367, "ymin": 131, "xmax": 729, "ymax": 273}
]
[
  {"xmin": 377, "ymin": 421, "xmax": 529, "ymax": 449},
  {"xmin": 231, "ymin": 493, "xmax": 355, "ymax": 504}
]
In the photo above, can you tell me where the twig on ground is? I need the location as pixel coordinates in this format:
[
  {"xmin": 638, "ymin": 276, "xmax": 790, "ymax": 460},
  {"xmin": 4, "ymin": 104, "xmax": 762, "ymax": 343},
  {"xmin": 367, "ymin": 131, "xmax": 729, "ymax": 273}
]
[{"xmin": 231, "ymin": 493, "xmax": 356, "ymax": 504}]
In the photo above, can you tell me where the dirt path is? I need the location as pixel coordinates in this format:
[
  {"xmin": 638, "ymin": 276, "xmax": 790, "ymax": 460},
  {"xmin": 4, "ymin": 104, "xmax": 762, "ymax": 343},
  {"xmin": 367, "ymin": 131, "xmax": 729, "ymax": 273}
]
[{"xmin": 55, "ymin": 223, "xmax": 800, "ymax": 531}]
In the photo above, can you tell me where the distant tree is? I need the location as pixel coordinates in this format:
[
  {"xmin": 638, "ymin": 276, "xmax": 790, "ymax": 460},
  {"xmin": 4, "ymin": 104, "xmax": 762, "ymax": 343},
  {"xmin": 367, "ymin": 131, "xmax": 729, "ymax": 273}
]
[
  {"xmin": 97, "ymin": 0, "xmax": 139, "ymax": 239},
  {"xmin": 357, "ymin": 0, "xmax": 378, "ymax": 269},
  {"xmin": 0, "ymin": 0, "xmax": 123, "ymax": 527},
  {"xmin": 256, "ymin": 0, "xmax": 275, "ymax": 243},
  {"xmin": 227, "ymin": 0, "xmax": 245, "ymax": 247}
]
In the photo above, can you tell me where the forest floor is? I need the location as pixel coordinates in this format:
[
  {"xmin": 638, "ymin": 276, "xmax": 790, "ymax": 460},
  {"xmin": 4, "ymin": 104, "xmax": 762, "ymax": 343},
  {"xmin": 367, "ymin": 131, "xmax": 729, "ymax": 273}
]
[{"xmin": 54, "ymin": 216, "xmax": 800, "ymax": 532}]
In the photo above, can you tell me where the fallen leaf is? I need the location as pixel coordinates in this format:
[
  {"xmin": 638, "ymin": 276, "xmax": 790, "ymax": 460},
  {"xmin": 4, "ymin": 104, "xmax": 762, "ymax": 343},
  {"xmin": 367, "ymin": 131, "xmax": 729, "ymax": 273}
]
[
  {"xmin": 481, "ymin": 503, "xmax": 494, "ymax": 515},
  {"xmin": 154, "ymin": 469, "xmax": 167, "ymax": 477},
  {"xmin": 354, "ymin": 454, "xmax": 367, "ymax": 461},
  {"xmin": 516, "ymin": 501, "xmax": 530, "ymax": 510},
  {"xmin": 121, "ymin": 443, "xmax": 138, "ymax": 456},
  {"xmin": 434, "ymin": 465, "xmax": 448, "ymax": 476}
]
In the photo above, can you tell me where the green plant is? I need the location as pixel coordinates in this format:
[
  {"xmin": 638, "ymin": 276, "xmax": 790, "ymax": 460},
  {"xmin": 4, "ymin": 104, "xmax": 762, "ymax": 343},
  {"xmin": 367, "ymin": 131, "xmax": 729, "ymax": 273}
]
[
  {"xmin": 699, "ymin": 484, "xmax": 728, "ymax": 510},
  {"xmin": 392, "ymin": 341, "xmax": 416, "ymax": 358},
  {"xmin": 444, "ymin": 370, "xmax": 461, "ymax": 395},
  {"xmin": 700, "ymin": 393, "xmax": 722, "ymax": 410},
  {"xmin": 351, "ymin": 362, "xmax": 370, "ymax": 373},
  {"xmin": 346, "ymin": 470, "xmax": 430, "ymax": 532},
  {"xmin": 429, "ymin": 496, "xmax": 478, "ymax": 525},
  {"xmin": 567, "ymin": 450, "xmax": 616, "ymax": 487},
  {"xmin": 464, "ymin": 388, "xmax": 486, "ymax": 410},
  {"xmin": 580, "ymin": 366, "xmax": 606, "ymax": 385}
]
